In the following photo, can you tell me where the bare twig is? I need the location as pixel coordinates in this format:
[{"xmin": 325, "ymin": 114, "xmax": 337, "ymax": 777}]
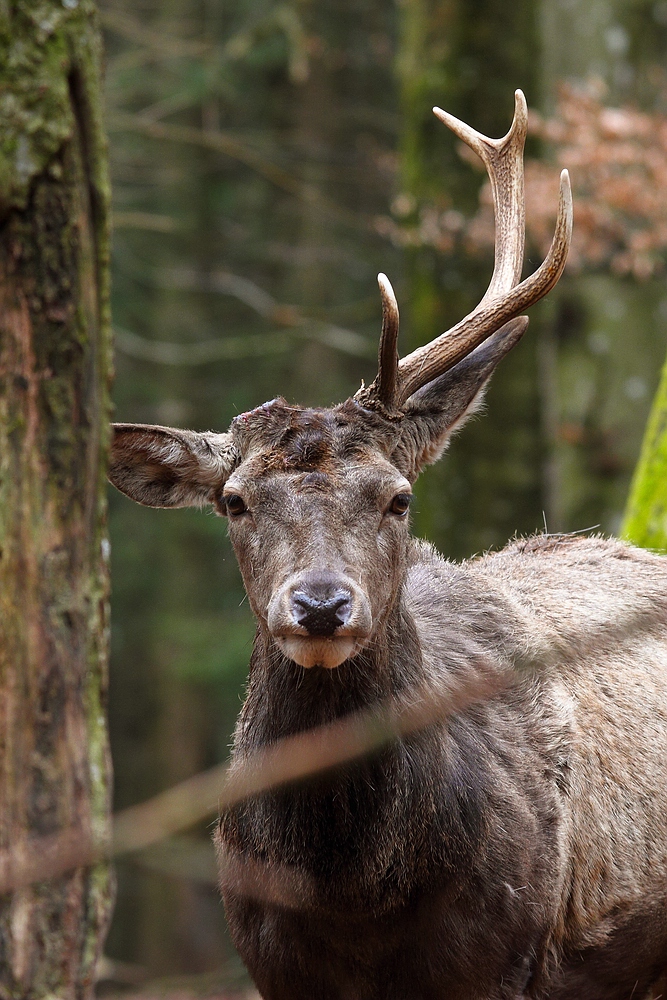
[
  {"xmin": 108, "ymin": 112, "xmax": 312, "ymax": 199},
  {"xmin": 151, "ymin": 268, "xmax": 381, "ymax": 324},
  {"xmin": 149, "ymin": 269, "xmax": 374, "ymax": 357},
  {"xmin": 101, "ymin": 5, "xmax": 308, "ymax": 87},
  {"xmin": 114, "ymin": 326, "xmax": 372, "ymax": 364},
  {"xmin": 114, "ymin": 327, "xmax": 295, "ymax": 365},
  {"xmin": 133, "ymin": 91, "xmax": 199, "ymax": 126},
  {"xmin": 113, "ymin": 211, "xmax": 178, "ymax": 232},
  {"xmin": 107, "ymin": 113, "xmax": 366, "ymax": 230},
  {"xmin": 112, "ymin": 266, "xmax": 374, "ymax": 367},
  {"xmin": 100, "ymin": 9, "xmax": 212, "ymax": 58},
  {"xmin": 0, "ymin": 663, "xmax": 505, "ymax": 895},
  {"xmin": 159, "ymin": 268, "xmax": 289, "ymax": 319}
]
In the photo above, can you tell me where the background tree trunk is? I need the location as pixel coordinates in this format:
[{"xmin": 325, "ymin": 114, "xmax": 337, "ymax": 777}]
[
  {"xmin": 0, "ymin": 2, "xmax": 114, "ymax": 997},
  {"xmin": 395, "ymin": 0, "xmax": 542, "ymax": 554}
]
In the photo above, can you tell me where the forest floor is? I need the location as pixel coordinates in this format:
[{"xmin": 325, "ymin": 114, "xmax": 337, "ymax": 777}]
[
  {"xmin": 107, "ymin": 993, "xmax": 260, "ymax": 1000},
  {"xmin": 96, "ymin": 959, "xmax": 258, "ymax": 1000}
]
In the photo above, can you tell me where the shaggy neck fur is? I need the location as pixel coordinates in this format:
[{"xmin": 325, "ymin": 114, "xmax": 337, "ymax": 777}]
[{"xmin": 219, "ymin": 587, "xmax": 491, "ymax": 917}]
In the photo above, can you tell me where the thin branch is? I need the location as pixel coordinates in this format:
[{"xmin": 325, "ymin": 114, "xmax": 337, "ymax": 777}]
[
  {"xmin": 101, "ymin": 6, "xmax": 307, "ymax": 84},
  {"xmin": 106, "ymin": 48, "xmax": 165, "ymax": 77},
  {"xmin": 100, "ymin": 9, "xmax": 212, "ymax": 58},
  {"xmin": 311, "ymin": 323, "xmax": 374, "ymax": 358},
  {"xmin": 113, "ymin": 211, "xmax": 178, "ymax": 232},
  {"xmin": 148, "ymin": 268, "xmax": 375, "ymax": 357},
  {"xmin": 107, "ymin": 113, "xmax": 366, "ymax": 230},
  {"xmin": 114, "ymin": 321, "xmax": 373, "ymax": 365},
  {"xmin": 108, "ymin": 112, "xmax": 309, "ymax": 198},
  {"xmin": 160, "ymin": 268, "xmax": 284, "ymax": 318},
  {"xmin": 133, "ymin": 91, "xmax": 199, "ymax": 126},
  {"xmin": 112, "ymin": 268, "xmax": 373, "ymax": 364},
  {"xmin": 0, "ymin": 662, "xmax": 506, "ymax": 894},
  {"xmin": 114, "ymin": 327, "xmax": 294, "ymax": 365},
  {"xmin": 155, "ymin": 266, "xmax": 378, "ymax": 324}
]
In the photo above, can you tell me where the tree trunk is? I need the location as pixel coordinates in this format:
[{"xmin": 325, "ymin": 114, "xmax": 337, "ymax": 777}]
[
  {"xmin": 395, "ymin": 0, "xmax": 542, "ymax": 555},
  {"xmin": 0, "ymin": 2, "xmax": 114, "ymax": 997}
]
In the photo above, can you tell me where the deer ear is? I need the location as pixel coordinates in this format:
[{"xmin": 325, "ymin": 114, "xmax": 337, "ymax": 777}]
[
  {"xmin": 109, "ymin": 423, "xmax": 239, "ymax": 508},
  {"xmin": 391, "ymin": 318, "xmax": 528, "ymax": 481}
]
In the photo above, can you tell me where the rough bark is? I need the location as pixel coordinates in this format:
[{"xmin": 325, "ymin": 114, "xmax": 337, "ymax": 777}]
[{"xmin": 0, "ymin": 2, "xmax": 114, "ymax": 997}]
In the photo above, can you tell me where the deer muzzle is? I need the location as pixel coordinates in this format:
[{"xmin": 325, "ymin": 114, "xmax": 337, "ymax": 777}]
[{"xmin": 267, "ymin": 571, "xmax": 372, "ymax": 669}]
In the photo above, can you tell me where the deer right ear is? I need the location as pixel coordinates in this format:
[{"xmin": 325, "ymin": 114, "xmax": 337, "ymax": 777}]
[
  {"xmin": 109, "ymin": 423, "xmax": 239, "ymax": 508},
  {"xmin": 391, "ymin": 317, "xmax": 528, "ymax": 480}
]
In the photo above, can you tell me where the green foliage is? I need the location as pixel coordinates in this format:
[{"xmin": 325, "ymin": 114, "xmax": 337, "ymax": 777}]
[
  {"xmin": 157, "ymin": 613, "xmax": 256, "ymax": 682},
  {"xmin": 623, "ymin": 349, "xmax": 667, "ymax": 550}
]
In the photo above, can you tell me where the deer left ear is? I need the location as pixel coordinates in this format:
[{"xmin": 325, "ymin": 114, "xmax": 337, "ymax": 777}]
[
  {"xmin": 390, "ymin": 317, "xmax": 528, "ymax": 481},
  {"xmin": 109, "ymin": 423, "xmax": 239, "ymax": 508}
]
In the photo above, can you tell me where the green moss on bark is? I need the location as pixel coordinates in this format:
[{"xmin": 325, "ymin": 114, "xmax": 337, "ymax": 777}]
[
  {"xmin": 622, "ymin": 350, "xmax": 667, "ymax": 550},
  {"xmin": 0, "ymin": 1, "xmax": 114, "ymax": 996}
]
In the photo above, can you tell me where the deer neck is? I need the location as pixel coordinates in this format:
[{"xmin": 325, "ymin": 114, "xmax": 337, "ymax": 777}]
[
  {"xmin": 234, "ymin": 590, "xmax": 424, "ymax": 754},
  {"xmin": 221, "ymin": 592, "xmax": 451, "ymax": 914}
]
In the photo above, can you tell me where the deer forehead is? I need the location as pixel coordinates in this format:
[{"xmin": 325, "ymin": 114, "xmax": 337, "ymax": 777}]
[
  {"xmin": 225, "ymin": 457, "xmax": 410, "ymax": 506},
  {"xmin": 231, "ymin": 399, "xmax": 397, "ymax": 459},
  {"xmin": 225, "ymin": 398, "xmax": 405, "ymax": 498}
]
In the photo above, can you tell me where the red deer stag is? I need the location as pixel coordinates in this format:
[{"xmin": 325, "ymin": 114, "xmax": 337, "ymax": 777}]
[{"xmin": 109, "ymin": 92, "xmax": 667, "ymax": 1000}]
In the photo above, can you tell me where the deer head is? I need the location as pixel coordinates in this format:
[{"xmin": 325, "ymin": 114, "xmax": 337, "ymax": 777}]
[{"xmin": 109, "ymin": 91, "xmax": 572, "ymax": 670}]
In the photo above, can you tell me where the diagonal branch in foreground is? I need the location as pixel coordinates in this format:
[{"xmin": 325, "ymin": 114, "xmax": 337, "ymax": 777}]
[{"xmin": 0, "ymin": 661, "xmax": 505, "ymax": 895}]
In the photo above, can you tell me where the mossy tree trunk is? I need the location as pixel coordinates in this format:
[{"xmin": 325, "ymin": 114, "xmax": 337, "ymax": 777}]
[
  {"xmin": 623, "ymin": 351, "xmax": 667, "ymax": 550},
  {"xmin": 0, "ymin": 3, "xmax": 114, "ymax": 997}
]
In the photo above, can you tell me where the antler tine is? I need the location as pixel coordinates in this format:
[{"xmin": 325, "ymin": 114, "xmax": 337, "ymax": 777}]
[
  {"xmin": 395, "ymin": 169, "xmax": 573, "ymax": 406},
  {"xmin": 392, "ymin": 91, "xmax": 573, "ymax": 406},
  {"xmin": 433, "ymin": 89, "xmax": 528, "ymax": 305},
  {"xmin": 356, "ymin": 92, "xmax": 571, "ymax": 414},
  {"xmin": 375, "ymin": 273, "xmax": 400, "ymax": 410}
]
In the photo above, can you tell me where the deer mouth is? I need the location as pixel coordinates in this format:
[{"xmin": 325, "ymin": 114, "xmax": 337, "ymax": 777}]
[
  {"xmin": 267, "ymin": 571, "xmax": 373, "ymax": 668},
  {"xmin": 274, "ymin": 634, "xmax": 366, "ymax": 670}
]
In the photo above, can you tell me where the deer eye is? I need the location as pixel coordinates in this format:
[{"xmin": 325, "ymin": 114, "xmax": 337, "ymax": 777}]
[
  {"xmin": 224, "ymin": 494, "xmax": 247, "ymax": 517},
  {"xmin": 388, "ymin": 493, "xmax": 412, "ymax": 517}
]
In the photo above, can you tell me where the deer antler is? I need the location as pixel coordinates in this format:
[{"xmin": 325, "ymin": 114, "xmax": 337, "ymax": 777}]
[
  {"xmin": 375, "ymin": 273, "xmax": 400, "ymax": 409},
  {"xmin": 357, "ymin": 90, "xmax": 572, "ymax": 413}
]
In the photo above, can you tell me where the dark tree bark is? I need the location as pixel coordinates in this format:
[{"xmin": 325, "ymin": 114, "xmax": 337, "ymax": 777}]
[{"xmin": 0, "ymin": 2, "xmax": 114, "ymax": 996}]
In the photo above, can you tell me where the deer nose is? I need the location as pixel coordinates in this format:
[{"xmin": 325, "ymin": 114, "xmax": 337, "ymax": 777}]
[{"xmin": 290, "ymin": 587, "xmax": 352, "ymax": 637}]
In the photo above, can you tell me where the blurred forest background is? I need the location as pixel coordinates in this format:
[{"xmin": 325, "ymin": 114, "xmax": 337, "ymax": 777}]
[{"xmin": 101, "ymin": 0, "xmax": 667, "ymax": 991}]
